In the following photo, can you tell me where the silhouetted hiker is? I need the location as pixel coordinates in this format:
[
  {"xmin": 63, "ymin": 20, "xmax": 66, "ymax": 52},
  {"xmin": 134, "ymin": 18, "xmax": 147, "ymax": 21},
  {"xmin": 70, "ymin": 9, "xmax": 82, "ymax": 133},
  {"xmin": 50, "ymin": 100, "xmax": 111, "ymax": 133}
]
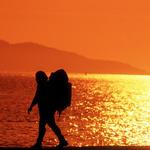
[{"xmin": 28, "ymin": 71, "xmax": 68, "ymax": 149}]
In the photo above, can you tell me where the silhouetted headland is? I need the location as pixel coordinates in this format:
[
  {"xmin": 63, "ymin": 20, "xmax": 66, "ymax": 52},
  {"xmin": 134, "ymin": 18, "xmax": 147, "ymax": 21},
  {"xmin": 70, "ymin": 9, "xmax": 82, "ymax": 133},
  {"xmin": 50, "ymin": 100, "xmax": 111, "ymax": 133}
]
[{"xmin": 0, "ymin": 40, "xmax": 148, "ymax": 75}]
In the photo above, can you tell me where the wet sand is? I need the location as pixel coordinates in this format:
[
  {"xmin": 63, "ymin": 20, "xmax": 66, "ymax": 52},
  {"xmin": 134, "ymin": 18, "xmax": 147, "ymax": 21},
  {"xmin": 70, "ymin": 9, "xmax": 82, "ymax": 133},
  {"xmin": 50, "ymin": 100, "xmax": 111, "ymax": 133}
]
[{"xmin": 0, "ymin": 146, "xmax": 150, "ymax": 150}]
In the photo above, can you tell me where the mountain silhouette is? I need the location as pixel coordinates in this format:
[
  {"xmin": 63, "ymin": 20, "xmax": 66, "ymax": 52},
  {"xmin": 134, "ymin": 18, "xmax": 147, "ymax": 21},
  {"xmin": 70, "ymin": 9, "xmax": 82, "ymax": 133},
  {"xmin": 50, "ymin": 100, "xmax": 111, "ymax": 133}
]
[{"xmin": 0, "ymin": 40, "xmax": 148, "ymax": 74}]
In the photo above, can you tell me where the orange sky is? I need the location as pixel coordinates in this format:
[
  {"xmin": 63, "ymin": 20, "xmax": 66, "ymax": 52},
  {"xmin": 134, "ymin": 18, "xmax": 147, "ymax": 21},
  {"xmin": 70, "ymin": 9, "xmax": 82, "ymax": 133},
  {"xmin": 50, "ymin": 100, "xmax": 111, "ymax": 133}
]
[{"xmin": 1, "ymin": 0, "xmax": 150, "ymax": 71}]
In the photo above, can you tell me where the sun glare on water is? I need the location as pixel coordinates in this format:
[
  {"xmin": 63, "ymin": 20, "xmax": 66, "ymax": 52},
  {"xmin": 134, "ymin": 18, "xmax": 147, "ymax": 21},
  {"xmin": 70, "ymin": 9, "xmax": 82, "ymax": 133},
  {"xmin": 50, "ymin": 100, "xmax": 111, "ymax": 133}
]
[
  {"xmin": 0, "ymin": 74, "xmax": 150, "ymax": 147},
  {"xmin": 69, "ymin": 74, "xmax": 150, "ymax": 146}
]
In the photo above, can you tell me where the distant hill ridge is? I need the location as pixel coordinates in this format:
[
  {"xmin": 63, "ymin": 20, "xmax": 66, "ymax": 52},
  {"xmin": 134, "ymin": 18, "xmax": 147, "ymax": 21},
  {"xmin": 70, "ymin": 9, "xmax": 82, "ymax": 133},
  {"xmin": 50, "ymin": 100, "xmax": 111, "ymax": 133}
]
[{"xmin": 0, "ymin": 40, "xmax": 148, "ymax": 74}]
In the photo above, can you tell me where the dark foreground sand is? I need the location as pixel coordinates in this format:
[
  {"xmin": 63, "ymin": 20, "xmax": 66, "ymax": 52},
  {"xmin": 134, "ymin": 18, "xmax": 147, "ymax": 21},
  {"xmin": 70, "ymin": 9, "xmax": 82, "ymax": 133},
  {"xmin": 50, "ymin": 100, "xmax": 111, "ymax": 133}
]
[{"xmin": 0, "ymin": 146, "xmax": 149, "ymax": 150}]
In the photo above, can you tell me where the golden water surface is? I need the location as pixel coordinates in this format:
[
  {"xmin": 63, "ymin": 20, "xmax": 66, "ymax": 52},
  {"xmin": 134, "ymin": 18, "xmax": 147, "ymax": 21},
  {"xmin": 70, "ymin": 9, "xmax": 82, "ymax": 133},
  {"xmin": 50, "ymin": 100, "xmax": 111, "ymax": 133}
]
[
  {"xmin": 0, "ymin": 74, "xmax": 149, "ymax": 147},
  {"xmin": 69, "ymin": 74, "xmax": 150, "ymax": 146}
]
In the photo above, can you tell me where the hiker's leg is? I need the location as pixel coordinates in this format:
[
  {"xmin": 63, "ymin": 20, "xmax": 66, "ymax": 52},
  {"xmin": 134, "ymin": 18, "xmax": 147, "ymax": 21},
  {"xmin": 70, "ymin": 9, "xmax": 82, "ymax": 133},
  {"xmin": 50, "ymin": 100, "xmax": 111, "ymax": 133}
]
[
  {"xmin": 36, "ymin": 117, "xmax": 46, "ymax": 145},
  {"xmin": 47, "ymin": 113, "xmax": 66, "ymax": 142}
]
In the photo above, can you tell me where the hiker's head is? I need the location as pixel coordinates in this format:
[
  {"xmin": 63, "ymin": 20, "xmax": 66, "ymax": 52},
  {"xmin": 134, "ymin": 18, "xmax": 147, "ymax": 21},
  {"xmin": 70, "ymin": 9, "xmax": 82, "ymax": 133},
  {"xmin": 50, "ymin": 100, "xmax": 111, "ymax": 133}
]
[{"xmin": 35, "ymin": 71, "xmax": 48, "ymax": 84}]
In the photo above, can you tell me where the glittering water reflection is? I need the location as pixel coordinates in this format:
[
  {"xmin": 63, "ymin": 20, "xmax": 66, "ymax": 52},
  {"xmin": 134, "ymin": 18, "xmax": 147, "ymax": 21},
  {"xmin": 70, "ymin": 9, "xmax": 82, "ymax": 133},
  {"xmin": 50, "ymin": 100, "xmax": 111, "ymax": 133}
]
[
  {"xmin": 0, "ymin": 74, "xmax": 150, "ymax": 147},
  {"xmin": 69, "ymin": 74, "xmax": 150, "ymax": 146}
]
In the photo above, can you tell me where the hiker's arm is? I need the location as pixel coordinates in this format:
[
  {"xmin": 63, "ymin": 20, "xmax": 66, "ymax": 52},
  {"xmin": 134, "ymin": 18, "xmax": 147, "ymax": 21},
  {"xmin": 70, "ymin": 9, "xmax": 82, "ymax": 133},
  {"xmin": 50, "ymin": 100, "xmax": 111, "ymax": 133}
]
[{"xmin": 28, "ymin": 89, "xmax": 39, "ymax": 114}]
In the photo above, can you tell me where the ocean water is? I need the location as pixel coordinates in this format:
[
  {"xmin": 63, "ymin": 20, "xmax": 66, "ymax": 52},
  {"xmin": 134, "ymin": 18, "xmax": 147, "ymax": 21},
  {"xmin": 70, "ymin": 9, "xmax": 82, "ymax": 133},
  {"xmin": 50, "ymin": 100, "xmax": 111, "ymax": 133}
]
[{"xmin": 0, "ymin": 73, "xmax": 150, "ymax": 147}]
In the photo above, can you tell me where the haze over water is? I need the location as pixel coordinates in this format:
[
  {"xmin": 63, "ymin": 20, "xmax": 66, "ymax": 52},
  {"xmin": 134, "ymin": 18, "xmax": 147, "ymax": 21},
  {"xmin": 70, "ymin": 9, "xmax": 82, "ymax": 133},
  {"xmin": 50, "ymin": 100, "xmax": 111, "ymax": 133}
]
[{"xmin": 0, "ymin": 73, "xmax": 150, "ymax": 147}]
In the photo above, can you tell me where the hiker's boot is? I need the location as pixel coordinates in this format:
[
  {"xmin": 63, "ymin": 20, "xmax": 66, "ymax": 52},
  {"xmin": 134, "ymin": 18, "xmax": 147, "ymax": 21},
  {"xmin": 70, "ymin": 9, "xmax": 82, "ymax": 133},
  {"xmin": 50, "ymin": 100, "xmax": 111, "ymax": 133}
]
[{"xmin": 56, "ymin": 140, "xmax": 68, "ymax": 149}]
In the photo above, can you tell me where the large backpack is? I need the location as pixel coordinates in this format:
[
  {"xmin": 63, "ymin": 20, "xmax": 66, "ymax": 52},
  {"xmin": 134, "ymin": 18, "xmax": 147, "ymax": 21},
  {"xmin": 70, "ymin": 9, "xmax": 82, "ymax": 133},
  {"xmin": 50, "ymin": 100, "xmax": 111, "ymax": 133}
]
[{"xmin": 48, "ymin": 69, "xmax": 72, "ymax": 116}]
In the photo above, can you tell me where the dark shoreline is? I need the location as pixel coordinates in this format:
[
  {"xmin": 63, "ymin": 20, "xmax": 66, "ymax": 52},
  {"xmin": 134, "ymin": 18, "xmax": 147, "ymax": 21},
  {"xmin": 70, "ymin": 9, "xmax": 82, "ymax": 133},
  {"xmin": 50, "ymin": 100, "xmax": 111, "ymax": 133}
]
[{"xmin": 0, "ymin": 146, "xmax": 150, "ymax": 150}]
